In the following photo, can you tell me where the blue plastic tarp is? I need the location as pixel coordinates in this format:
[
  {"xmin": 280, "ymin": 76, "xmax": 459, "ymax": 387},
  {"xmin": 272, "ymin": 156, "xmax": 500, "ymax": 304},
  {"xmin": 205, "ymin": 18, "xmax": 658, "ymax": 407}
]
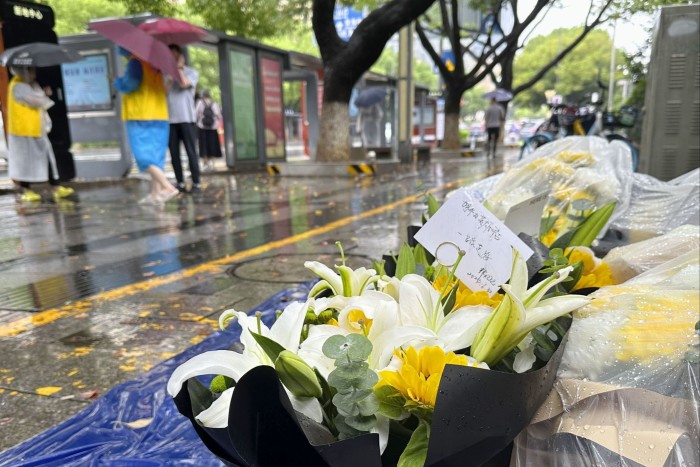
[{"xmin": 0, "ymin": 284, "xmax": 312, "ymax": 467}]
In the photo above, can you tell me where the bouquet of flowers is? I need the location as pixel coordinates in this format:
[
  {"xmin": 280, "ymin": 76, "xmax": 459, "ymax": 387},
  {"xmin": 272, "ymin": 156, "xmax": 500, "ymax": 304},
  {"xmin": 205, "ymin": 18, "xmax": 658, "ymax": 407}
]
[{"xmin": 167, "ymin": 192, "xmax": 618, "ymax": 466}]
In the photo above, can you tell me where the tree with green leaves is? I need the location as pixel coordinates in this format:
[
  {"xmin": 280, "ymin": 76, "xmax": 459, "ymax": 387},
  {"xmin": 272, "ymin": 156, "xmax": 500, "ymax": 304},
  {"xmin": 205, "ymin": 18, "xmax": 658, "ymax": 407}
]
[
  {"xmin": 416, "ymin": 0, "xmax": 678, "ymax": 150},
  {"xmin": 512, "ymin": 28, "xmax": 625, "ymax": 110},
  {"xmin": 312, "ymin": 0, "xmax": 436, "ymax": 162}
]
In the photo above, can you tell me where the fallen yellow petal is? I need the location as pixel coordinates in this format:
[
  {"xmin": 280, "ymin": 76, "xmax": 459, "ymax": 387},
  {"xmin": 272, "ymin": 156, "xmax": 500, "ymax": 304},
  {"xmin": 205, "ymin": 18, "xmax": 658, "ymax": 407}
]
[{"xmin": 36, "ymin": 386, "xmax": 62, "ymax": 396}]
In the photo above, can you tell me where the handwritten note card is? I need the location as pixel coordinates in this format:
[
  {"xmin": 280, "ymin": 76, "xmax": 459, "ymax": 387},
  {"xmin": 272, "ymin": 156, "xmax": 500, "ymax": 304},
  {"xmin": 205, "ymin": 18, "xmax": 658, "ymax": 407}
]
[
  {"xmin": 414, "ymin": 189, "xmax": 534, "ymax": 295},
  {"xmin": 503, "ymin": 190, "xmax": 550, "ymax": 236}
]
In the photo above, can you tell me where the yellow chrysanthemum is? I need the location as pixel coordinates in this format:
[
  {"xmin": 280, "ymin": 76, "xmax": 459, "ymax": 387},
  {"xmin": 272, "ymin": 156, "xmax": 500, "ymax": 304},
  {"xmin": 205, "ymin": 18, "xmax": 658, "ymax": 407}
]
[
  {"xmin": 377, "ymin": 346, "xmax": 480, "ymax": 407},
  {"xmin": 555, "ymin": 151, "xmax": 595, "ymax": 167},
  {"xmin": 615, "ymin": 293, "xmax": 699, "ymax": 362},
  {"xmin": 432, "ymin": 275, "xmax": 504, "ymax": 308},
  {"xmin": 566, "ymin": 247, "xmax": 616, "ymax": 290}
]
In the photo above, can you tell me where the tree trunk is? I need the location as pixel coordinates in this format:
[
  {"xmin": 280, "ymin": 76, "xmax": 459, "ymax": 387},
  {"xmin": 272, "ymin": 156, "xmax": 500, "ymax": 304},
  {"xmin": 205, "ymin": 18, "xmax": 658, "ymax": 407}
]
[
  {"xmin": 441, "ymin": 83, "xmax": 463, "ymax": 150},
  {"xmin": 313, "ymin": 0, "xmax": 436, "ymax": 162},
  {"xmin": 317, "ymin": 101, "xmax": 351, "ymax": 161}
]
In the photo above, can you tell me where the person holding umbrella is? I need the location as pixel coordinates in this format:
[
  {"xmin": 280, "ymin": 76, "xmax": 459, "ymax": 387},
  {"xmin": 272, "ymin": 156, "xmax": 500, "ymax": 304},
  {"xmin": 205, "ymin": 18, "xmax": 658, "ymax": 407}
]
[
  {"xmin": 484, "ymin": 98, "xmax": 505, "ymax": 161},
  {"xmin": 1, "ymin": 43, "xmax": 80, "ymax": 203},
  {"xmin": 113, "ymin": 47, "xmax": 177, "ymax": 204}
]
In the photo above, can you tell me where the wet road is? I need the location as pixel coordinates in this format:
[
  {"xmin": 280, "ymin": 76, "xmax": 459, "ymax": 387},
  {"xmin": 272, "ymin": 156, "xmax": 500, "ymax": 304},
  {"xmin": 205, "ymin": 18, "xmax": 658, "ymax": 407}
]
[{"xmin": 0, "ymin": 154, "xmax": 509, "ymax": 450}]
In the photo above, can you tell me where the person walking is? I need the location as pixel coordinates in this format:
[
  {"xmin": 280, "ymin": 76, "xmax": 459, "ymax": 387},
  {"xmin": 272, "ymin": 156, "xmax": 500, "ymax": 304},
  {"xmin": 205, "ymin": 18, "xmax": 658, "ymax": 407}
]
[
  {"xmin": 485, "ymin": 98, "xmax": 505, "ymax": 160},
  {"xmin": 113, "ymin": 47, "xmax": 177, "ymax": 205},
  {"xmin": 195, "ymin": 89, "xmax": 222, "ymax": 171},
  {"xmin": 166, "ymin": 44, "xmax": 200, "ymax": 193},
  {"xmin": 7, "ymin": 66, "xmax": 74, "ymax": 203}
]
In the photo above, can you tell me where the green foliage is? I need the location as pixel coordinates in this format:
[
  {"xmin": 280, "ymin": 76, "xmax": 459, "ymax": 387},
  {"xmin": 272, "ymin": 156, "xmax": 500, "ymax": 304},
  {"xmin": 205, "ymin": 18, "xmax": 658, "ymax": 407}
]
[
  {"xmin": 370, "ymin": 48, "xmax": 438, "ymax": 90},
  {"xmin": 514, "ymin": 28, "xmax": 626, "ymax": 109},
  {"xmin": 395, "ymin": 243, "xmax": 417, "ymax": 279},
  {"xmin": 186, "ymin": 0, "xmax": 309, "ymax": 40},
  {"xmin": 188, "ymin": 47, "xmax": 220, "ymax": 102},
  {"xmin": 121, "ymin": 0, "xmax": 180, "ymax": 16},
  {"xmin": 397, "ymin": 418, "xmax": 430, "ymax": 467},
  {"xmin": 39, "ymin": 0, "xmax": 127, "ymax": 35},
  {"xmin": 262, "ymin": 26, "xmax": 320, "ymax": 56},
  {"xmin": 250, "ymin": 331, "xmax": 286, "ymax": 362},
  {"xmin": 322, "ymin": 334, "xmax": 380, "ymax": 439}
]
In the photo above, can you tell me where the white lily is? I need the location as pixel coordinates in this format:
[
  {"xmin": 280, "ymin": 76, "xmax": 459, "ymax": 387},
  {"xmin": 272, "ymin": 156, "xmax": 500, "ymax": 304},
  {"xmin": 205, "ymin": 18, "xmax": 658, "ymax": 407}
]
[
  {"xmin": 167, "ymin": 300, "xmax": 323, "ymax": 428},
  {"xmin": 305, "ymin": 260, "xmax": 380, "ymax": 298},
  {"xmin": 395, "ymin": 274, "xmax": 493, "ymax": 352},
  {"xmin": 471, "ymin": 249, "xmax": 591, "ymax": 366}
]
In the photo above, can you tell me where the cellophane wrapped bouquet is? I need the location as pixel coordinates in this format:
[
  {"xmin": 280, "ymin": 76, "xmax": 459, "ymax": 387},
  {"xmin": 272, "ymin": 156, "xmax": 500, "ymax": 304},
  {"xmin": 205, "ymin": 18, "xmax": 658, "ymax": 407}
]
[{"xmin": 166, "ymin": 190, "xmax": 620, "ymax": 466}]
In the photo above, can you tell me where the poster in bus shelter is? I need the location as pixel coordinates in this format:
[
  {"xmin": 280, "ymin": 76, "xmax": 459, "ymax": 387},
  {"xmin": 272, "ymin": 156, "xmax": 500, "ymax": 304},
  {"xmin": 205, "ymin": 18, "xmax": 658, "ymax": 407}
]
[
  {"xmin": 230, "ymin": 50, "xmax": 259, "ymax": 161},
  {"xmin": 260, "ymin": 57, "xmax": 285, "ymax": 160}
]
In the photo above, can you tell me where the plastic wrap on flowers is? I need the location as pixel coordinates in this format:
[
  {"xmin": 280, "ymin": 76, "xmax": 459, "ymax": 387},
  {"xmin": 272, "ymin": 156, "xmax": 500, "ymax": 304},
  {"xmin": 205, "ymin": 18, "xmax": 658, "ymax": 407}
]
[
  {"xmin": 173, "ymin": 366, "xmax": 381, "ymax": 467},
  {"xmin": 610, "ymin": 169, "xmax": 700, "ymax": 243},
  {"xmin": 511, "ymin": 249, "xmax": 700, "ymax": 467},
  {"xmin": 603, "ymin": 225, "xmax": 699, "ymax": 283},
  {"xmin": 482, "ymin": 136, "xmax": 633, "ymax": 235}
]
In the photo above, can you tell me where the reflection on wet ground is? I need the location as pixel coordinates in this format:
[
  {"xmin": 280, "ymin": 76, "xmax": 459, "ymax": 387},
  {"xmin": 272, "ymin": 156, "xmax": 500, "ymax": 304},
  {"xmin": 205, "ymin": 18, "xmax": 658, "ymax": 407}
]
[{"xmin": 0, "ymin": 154, "xmax": 509, "ymax": 450}]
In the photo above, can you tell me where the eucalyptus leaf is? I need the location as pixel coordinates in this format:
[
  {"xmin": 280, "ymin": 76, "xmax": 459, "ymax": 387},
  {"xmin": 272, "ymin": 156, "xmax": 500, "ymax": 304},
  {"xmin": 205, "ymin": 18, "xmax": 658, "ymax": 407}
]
[
  {"xmin": 345, "ymin": 414, "xmax": 377, "ymax": 431},
  {"xmin": 357, "ymin": 395, "xmax": 380, "ymax": 416},
  {"xmin": 322, "ymin": 334, "xmax": 350, "ymax": 359},
  {"xmin": 345, "ymin": 333, "xmax": 373, "ymax": 361},
  {"xmin": 327, "ymin": 371, "xmax": 356, "ymax": 391}
]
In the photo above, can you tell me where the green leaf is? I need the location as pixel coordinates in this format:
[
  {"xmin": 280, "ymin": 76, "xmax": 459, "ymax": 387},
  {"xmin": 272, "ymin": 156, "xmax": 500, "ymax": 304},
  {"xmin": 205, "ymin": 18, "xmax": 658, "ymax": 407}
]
[
  {"xmin": 250, "ymin": 331, "xmax": 286, "ymax": 362},
  {"xmin": 357, "ymin": 395, "xmax": 380, "ymax": 416},
  {"xmin": 355, "ymin": 370, "xmax": 379, "ymax": 390},
  {"xmin": 345, "ymin": 414, "xmax": 377, "ymax": 431},
  {"xmin": 374, "ymin": 385, "xmax": 406, "ymax": 419},
  {"xmin": 186, "ymin": 377, "xmax": 216, "ymax": 418},
  {"xmin": 568, "ymin": 202, "xmax": 616, "ymax": 248},
  {"xmin": 549, "ymin": 229, "xmax": 577, "ymax": 250},
  {"xmin": 571, "ymin": 198, "xmax": 595, "ymax": 211},
  {"xmin": 539, "ymin": 212, "xmax": 557, "ymax": 238},
  {"xmin": 345, "ymin": 333, "xmax": 373, "ymax": 361},
  {"xmin": 322, "ymin": 335, "xmax": 350, "ymax": 359},
  {"xmin": 398, "ymin": 418, "xmax": 431, "ymax": 467},
  {"xmin": 395, "ymin": 243, "xmax": 416, "ymax": 279},
  {"xmin": 426, "ymin": 194, "xmax": 441, "ymax": 217},
  {"xmin": 328, "ymin": 371, "xmax": 356, "ymax": 391},
  {"xmin": 372, "ymin": 259, "xmax": 387, "ymax": 276},
  {"xmin": 561, "ymin": 260, "xmax": 584, "ymax": 292},
  {"xmin": 441, "ymin": 282, "xmax": 459, "ymax": 315},
  {"xmin": 334, "ymin": 414, "xmax": 362, "ymax": 438},
  {"xmin": 333, "ymin": 361, "xmax": 369, "ymax": 379}
]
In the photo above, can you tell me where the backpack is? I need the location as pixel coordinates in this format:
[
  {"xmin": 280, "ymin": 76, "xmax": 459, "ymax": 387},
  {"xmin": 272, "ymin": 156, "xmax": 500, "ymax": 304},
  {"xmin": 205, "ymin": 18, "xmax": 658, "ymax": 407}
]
[{"xmin": 201, "ymin": 102, "xmax": 215, "ymax": 128}]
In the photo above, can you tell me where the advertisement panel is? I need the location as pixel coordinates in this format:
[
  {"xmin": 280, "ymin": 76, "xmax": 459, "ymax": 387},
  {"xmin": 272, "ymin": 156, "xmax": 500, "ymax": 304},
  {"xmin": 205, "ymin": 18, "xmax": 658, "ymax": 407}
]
[
  {"xmin": 61, "ymin": 54, "xmax": 112, "ymax": 112},
  {"xmin": 230, "ymin": 49, "xmax": 258, "ymax": 161},
  {"xmin": 260, "ymin": 57, "xmax": 285, "ymax": 160}
]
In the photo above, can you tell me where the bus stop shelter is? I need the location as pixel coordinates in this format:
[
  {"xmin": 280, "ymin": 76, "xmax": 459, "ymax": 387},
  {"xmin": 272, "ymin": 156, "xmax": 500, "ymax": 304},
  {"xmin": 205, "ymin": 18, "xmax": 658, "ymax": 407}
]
[{"xmin": 58, "ymin": 14, "xmax": 289, "ymax": 180}]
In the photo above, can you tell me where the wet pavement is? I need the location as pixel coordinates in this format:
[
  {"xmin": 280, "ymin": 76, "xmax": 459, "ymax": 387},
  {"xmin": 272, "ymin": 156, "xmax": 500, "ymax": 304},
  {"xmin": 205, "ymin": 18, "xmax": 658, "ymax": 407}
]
[{"xmin": 0, "ymin": 151, "xmax": 514, "ymax": 451}]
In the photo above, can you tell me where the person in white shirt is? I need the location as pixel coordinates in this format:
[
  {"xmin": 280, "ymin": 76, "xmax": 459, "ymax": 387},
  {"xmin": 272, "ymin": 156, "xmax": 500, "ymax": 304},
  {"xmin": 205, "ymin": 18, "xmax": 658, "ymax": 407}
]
[{"xmin": 165, "ymin": 44, "xmax": 201, "ymax": 193}]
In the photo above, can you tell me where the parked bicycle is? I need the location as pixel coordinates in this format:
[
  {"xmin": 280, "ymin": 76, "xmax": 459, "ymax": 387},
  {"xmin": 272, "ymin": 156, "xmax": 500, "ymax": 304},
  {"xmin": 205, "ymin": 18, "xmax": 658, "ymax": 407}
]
[{"xmin": 519, "ymin": 100, "xmax": 639, "ymax": 171}]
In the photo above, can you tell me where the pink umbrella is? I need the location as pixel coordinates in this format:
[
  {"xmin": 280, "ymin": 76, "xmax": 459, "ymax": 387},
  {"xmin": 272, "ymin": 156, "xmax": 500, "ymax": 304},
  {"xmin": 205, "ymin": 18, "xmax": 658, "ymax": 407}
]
[
  {"xmin": 138, "ymin": 18, "xmax": 207, "ymax": 46},
  {"xmin": 89, "ymin": 19, "xmax": 182, "ymax": 84}
]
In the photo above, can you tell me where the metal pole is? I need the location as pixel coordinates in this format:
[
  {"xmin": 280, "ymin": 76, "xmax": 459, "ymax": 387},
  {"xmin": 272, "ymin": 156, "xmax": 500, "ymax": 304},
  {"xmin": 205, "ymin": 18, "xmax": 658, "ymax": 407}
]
[
  {"xmin": 607, "ymin": 21, "xmax": 616, "ymax": 110},
  {"xmin": 397, "ymin": 22, "xmax": 414, "ymax": 162}
]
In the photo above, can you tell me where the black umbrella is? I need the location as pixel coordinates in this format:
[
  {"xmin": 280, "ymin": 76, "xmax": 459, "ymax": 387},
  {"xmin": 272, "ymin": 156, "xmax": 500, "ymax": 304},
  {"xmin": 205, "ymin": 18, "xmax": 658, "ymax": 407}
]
[
  {"xmin": 0, "ymin": 42, "xmax": 82, "ymax": 68},
  {"xmin": 354, "ymin": 87, "xmax": 386, "ymax": 108}
]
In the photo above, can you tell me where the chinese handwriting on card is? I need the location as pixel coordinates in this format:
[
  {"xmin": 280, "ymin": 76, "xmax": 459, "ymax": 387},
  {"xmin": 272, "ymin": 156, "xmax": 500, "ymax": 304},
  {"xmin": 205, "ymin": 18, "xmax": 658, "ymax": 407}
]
[{"xmin": 414, "ymin": 190, "xmax": 534, "ymax": 295}]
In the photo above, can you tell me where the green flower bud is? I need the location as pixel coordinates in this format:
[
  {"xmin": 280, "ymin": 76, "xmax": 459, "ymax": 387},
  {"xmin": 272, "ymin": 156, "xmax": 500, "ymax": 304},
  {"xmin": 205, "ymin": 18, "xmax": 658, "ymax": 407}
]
[
  {"xmin": 304, "ymin": 310, "xmax": 318, "ymax": 325},
  {"xmin": 275, "ymin": 350, "xmax": 322, "ymax": 398},
  {"xmin": 317, "ymin": 310, "xmax": 334, "ymax": 323},
  {"xmin": 210, "ymin": 375, "xmax": 234, "ymax": 394}
]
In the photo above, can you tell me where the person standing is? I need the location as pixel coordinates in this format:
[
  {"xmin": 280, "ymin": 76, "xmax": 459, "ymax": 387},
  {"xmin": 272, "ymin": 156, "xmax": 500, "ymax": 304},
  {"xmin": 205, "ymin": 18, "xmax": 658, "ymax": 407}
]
[
  {"xmin": 195, "ymin": 89, "xmax": 222, "ymax": 171},
  {"xmin": 7, "ymin": 66, "xmax": 74, "ymax": 203},
  {"xmin": 166, "ymin": 44, "xmax": 200, "ymax": 193},
  {"xmin": 113, "ymin": 48, "xmax": 177, "ymax": 205},
  {"xmin": 485, "ymin": 98, "xmax": 505, "ymax": 160}
]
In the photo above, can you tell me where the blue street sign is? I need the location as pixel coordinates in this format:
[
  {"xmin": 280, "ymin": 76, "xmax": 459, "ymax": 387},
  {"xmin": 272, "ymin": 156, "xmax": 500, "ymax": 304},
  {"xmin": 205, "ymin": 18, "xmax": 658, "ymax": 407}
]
[{"xmin": 333, "ymin": 6, "xmax": 366, "ymax": 41}]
